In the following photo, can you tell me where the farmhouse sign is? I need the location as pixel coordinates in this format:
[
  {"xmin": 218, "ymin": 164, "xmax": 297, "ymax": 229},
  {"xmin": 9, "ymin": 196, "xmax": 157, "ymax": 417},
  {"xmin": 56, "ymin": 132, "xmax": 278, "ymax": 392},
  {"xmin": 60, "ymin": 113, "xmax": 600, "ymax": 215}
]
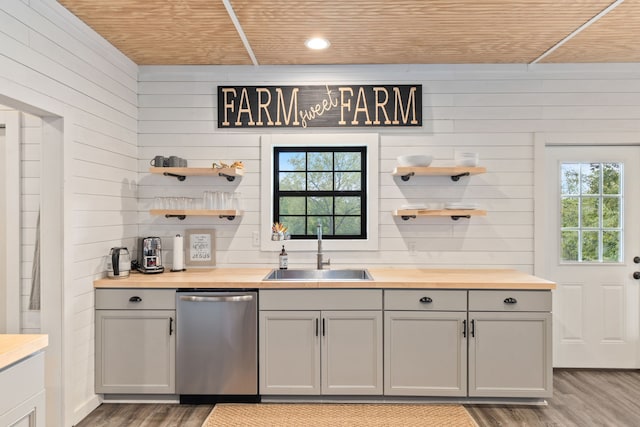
[{"xmin": 218, "ymin": 84, "xmax": 422, "ymax": 128}]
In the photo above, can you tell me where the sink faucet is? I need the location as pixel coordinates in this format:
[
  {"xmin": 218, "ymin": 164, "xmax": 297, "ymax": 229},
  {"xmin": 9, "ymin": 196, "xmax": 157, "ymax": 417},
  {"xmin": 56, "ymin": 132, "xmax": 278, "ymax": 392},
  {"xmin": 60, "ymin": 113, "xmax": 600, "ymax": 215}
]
[{"xmin": 316, "ymin": 223, "xmax": 330, "ymax": 270}]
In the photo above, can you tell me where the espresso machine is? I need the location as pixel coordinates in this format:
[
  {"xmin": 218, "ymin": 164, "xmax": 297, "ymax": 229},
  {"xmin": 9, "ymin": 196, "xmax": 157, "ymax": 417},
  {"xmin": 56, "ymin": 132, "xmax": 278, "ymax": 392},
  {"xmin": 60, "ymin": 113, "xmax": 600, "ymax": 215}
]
[{"xmin": 137, "ymin": 237, "xmax": 165, "ymax": 274}]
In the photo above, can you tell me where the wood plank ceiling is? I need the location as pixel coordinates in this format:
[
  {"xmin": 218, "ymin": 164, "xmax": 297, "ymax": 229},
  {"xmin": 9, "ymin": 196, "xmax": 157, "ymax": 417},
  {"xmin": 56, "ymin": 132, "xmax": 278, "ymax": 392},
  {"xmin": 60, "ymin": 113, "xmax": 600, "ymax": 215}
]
[{"xmin": 57, "ymin": 0, "xmax": 640, "ymax": 65}]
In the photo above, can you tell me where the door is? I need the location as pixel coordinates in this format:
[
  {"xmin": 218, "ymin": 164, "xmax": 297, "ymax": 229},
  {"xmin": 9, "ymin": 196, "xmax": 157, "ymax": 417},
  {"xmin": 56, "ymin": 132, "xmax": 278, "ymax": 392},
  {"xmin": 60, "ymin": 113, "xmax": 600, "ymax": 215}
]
[
  {"xmin": 468, "ymin": 312, "xmax": 552, "ymax": 398},
  {"xmin": 546, "ymin": 146, "xmax": 640, "ymax": 368},
  {"xmin": 321, "ymin": 310, "xmax": 383, "ymax": 395},
  {"xmin": 384, "ymin": 311, "xmax": 467, "ymax": 396},
  {"xmin": 259, "ymin": 311, "xmax": 320, "ymax": 395},
  {"xmin": 95, "ymin": 310, "xmax": 175, "ymax": 394}
]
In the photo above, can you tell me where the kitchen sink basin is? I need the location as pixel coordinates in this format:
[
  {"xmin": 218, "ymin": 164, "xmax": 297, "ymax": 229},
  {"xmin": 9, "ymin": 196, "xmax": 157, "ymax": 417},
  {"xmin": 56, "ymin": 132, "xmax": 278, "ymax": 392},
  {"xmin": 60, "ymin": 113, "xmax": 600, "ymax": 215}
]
[{"xmin": 263, "ymin": 268, "xmax": 373, "ymax": 281}]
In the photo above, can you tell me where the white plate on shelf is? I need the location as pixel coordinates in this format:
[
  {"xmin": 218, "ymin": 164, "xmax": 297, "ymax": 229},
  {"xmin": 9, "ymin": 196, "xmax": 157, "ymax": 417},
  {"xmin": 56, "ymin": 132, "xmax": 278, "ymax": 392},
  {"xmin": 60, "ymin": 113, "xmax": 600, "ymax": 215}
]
[
  {"xmin": 445, "ymin": 202, "xmax": 478, "ymax": 210},
  {"xmin": 401, "ymin": 204, "xmax": 427, "ymax": 210}
]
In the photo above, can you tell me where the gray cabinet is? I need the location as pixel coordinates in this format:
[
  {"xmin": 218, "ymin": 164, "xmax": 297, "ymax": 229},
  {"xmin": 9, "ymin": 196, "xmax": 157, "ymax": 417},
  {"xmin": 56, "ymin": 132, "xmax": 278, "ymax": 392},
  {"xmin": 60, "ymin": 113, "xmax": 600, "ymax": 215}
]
[
  {"xmin": 259, "ymin": 310, "xmax": 320, "ymax": 395},
  {"xmin": 321, "ymin": 310, "xmax": 382, "ymax": 395},
  {"xmin": 384, "ymin": 290, "xmax": 467, "ymax": 396},
  {"xmin": 95, "ymin": 289, "xmax": 176, "ymax": 394},
  {"xmin": 468, "ymin": 290, "xmax": 553, "ymax": 398},
  {"xmin": 259, "ymin": 290, "xmax": 383, "ymax": 396}
]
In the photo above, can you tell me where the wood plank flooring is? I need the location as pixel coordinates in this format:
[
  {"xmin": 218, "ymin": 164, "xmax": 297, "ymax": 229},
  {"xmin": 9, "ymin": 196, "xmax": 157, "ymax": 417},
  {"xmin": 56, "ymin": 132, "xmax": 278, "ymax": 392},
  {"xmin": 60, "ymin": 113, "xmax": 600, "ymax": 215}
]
[
  {"xmin": 466, "ymin": 369, "xmax": 640, "ymax": 427},
  {"xmin": 76, "ymin": 369, "xmax": 640, "ymax": 427}
]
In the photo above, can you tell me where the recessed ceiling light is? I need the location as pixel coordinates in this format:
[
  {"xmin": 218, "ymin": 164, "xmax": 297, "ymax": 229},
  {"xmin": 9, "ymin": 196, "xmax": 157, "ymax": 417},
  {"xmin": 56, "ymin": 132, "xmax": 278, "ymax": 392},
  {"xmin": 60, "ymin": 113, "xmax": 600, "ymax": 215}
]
[{"xmin": 305, "ymin": 37, "xmax": 330, "ymax": 50}]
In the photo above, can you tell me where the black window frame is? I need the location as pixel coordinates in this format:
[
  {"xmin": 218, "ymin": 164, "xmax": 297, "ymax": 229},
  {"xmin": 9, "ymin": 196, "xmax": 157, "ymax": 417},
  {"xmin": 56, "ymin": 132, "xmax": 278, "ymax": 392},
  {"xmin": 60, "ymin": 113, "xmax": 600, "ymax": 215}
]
[{"xmin": 273, "ymin": 146, "xmax": 367, "ymax": 240}]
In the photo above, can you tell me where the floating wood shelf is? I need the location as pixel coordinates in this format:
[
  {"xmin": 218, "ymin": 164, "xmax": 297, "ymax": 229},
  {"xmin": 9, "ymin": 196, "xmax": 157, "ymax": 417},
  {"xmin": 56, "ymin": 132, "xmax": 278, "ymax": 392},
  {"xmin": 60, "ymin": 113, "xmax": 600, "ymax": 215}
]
[
  {"xmin": 393, "ymin": 209, "xmax": 487, "ymax": 221},
  {"xmin": 149, "ymin": 167, "xmax": 244, "ymax": 182},
  {"xmin": 392, "ymin": 166, "xmax": 486, "ymax": 182},
  {"xmin": 150, "ymin": 209, "xmax": 243, "ymax": 221}
]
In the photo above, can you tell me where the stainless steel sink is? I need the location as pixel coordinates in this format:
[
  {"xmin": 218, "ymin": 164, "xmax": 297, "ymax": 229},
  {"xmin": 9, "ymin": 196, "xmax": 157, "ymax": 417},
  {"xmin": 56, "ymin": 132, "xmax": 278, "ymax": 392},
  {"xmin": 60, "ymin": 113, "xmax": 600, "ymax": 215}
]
[{"xmin": 263, "ymin": 268, "xmax": 373, "ymax": 281}]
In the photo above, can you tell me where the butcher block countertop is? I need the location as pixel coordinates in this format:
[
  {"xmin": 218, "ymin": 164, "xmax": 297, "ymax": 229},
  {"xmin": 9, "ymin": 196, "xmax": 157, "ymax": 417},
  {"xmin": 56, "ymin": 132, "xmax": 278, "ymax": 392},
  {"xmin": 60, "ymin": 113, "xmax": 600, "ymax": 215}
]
[
  {"xmin": 94, "ymin": 268, "xmax": 556, "ymax": 290},
  {"xmin": 0, "ymin": 334, "xmax": 48, "ymax": 370}
]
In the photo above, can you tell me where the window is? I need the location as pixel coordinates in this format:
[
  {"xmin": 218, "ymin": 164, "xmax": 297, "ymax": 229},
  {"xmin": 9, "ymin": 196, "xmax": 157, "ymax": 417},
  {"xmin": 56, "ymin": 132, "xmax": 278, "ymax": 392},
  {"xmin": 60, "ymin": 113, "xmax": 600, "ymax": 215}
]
[
  {"xmin": 560, "ymin": 162, "xmax": 623, "ymax": 263},
  {"xmin": 274, "ymin": 147, "xmax": 366, "ymax": 239},
  {"xmin": 260, "ymin": 133, "xmax": 379, "ymax": 252}
]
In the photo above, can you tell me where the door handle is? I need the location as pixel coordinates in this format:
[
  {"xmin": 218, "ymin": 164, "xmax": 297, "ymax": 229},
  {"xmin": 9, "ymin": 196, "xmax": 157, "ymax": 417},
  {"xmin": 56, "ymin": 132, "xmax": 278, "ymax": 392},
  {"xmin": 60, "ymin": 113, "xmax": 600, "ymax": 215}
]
[
  {"xmin": 179, "ymin": 295, "xmax": 253, "ymax": 302},
  {"xmin": 634, "ymin": 272, "xmax": 640, "ymax": 280},
  {"xmin": 471, "ymin": 319, "xmax": 475, "ymax": 337},
  {"xmin": 315, "ymin": 318, "xmax": 319, "ymax": 337},
  {"xmin": 322, "ymin": 318, "xmax": 326, "ymax": 337},
  {"xmin": 462, "ymin": 319, "xmax": 467, "ymax": 338},
  {"xmin": 169, "ymin": 317, "xmax": 173, "ymax": 335}
]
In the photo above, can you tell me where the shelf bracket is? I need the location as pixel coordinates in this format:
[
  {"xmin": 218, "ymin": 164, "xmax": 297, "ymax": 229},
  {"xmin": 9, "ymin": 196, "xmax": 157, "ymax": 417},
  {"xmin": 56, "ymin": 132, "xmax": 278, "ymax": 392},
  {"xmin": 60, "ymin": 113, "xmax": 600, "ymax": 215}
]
[
  {"xmin": 165, "ymin": 214, "xmax": 187, "ymax": 220},
  {"xmin": 400, "ymin": 172, "xmax": 415, "ymax": 182},
  {"xmin": 450, "ymin": 215, "xmax": 471, "ymax": 221},
  {"xmin": 450, "ymin": 172, "xmax": 470, "ymax": 182},
  {"xmin": 401, "ymin": 215, "xmax": 416, "ymax": 221},
  {"xmin": 163, "ymin": 172, "xmax": 186, "ymax": 182},
  {"xmin": 218, "ymin": 172, "xmax": 236, "ymax": 182},
  {"xmin": 219, "ymin": 215, "xmax": 236, "ymax": 221}
]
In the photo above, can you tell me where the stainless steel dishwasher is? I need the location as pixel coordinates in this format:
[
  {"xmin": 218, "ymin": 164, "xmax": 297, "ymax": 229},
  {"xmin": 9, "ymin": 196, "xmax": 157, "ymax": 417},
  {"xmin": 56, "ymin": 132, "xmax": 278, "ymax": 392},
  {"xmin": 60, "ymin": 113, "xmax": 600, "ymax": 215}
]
[{"xmin": 176, "ymin": 290, "xmax": 259, "ymax": 403}]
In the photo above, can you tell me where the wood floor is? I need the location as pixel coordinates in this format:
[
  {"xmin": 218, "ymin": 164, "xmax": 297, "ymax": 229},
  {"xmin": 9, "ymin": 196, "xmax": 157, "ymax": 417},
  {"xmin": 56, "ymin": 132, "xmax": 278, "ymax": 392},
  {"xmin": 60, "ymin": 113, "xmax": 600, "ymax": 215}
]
[{"xmin": 76, "ymin": 369, "xmax": 640, "ymax": 427}]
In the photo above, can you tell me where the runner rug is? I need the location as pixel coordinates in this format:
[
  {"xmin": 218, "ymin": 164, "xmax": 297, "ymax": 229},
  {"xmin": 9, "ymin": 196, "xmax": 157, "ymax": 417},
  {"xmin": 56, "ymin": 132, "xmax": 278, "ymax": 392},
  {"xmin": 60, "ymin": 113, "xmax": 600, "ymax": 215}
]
[{"xmin": 201, "ymin": 403, "xmax": 479, "ymax": 427}]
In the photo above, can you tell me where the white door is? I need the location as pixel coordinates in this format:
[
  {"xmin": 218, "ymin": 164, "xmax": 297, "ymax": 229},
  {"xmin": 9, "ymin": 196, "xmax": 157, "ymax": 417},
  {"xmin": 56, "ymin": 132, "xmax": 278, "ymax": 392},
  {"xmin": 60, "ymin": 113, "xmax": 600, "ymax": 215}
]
[{"xmin": 546, "ymin": 146, "xmax": 640, "ymax": 368}]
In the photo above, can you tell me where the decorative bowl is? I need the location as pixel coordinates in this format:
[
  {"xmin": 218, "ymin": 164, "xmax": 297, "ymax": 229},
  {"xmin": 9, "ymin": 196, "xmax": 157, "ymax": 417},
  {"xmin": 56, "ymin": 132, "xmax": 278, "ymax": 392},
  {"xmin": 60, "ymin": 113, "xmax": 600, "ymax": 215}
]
[{"xmin": 397, "ymin": 154, "xmax": 433, "ymax": 167}]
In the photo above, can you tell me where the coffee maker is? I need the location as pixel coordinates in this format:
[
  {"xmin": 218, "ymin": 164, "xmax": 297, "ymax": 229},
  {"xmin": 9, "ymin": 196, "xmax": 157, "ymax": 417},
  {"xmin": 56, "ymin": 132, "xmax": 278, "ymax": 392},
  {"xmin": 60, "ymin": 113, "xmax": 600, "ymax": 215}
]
[{"xmin": 137, "ymin": 237, "xmax": 165, "ymax": 274}]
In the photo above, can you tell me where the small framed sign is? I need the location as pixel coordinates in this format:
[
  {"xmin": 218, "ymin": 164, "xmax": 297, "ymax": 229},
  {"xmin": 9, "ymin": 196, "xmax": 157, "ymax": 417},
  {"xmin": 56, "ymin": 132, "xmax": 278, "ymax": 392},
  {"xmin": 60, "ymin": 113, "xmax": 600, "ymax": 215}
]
[{"xmin": 185, "ymin": 229, "xmax": 216, "ymax": 267}]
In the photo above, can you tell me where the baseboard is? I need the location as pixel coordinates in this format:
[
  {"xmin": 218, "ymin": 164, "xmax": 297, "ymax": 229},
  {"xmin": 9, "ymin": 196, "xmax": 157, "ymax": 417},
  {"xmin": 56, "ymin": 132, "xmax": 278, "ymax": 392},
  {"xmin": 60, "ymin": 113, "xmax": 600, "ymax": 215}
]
[
  {"xmin": 101, "ymin": 394, "xmax": 180, "ymax": 404},
  {"xmin": 73, "ymin": 394, "xmax": 101, "ymax": 425},
  {"xmin": 261, "ymin": 396, "xmax": 548, "ymax": 406}
]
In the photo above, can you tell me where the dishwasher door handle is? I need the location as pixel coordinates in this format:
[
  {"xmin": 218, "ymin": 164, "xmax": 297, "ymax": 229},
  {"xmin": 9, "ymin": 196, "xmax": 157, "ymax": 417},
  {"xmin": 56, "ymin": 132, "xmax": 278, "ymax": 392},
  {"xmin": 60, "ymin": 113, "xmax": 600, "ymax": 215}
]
[{"xmin": 179, "ymin": 295, "xmax": 254, "ymax": 303}]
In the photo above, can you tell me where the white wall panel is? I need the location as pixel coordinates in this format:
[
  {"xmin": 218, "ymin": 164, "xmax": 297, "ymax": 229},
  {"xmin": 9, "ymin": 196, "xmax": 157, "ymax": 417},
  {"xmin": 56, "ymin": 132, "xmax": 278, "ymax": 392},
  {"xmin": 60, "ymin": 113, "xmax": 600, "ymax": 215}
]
[
  {"xmin": 137, "ymin": 63, "xmax": 638, "ymax": 274},
  {"xmin": 0, "ymin": 1, "xmax": 137, "ymax": 424}
]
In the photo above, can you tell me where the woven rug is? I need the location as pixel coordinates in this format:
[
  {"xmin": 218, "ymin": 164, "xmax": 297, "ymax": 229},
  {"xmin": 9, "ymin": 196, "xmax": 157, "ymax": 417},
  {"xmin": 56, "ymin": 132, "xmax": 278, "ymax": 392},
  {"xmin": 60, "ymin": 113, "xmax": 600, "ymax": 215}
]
[{"xmin": 201, "ymin": 403, "xmax": 479, "ymax": 427}]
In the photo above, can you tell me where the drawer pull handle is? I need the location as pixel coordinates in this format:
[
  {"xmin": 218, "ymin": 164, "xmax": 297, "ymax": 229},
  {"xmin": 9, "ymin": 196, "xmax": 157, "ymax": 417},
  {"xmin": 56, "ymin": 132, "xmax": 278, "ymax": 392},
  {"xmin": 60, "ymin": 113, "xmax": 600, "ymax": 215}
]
[
  {"xmin": 504, "ymin": 297, "xmax": 518, "ymax": 304},
  {"xmin": 129, "ymin": 296, "xmax": 142, "ymax": 303},
  {"xmin": 419, "ymin": 296, "xmax": 433, "ymax": 304}
]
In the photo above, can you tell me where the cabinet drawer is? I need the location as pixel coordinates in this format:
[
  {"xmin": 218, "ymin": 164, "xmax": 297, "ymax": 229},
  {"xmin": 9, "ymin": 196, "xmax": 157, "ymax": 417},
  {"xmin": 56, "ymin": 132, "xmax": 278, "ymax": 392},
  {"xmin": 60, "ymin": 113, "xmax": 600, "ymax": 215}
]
[
  {"xmin": 96, "ymin": 289, "xmax": 176, "ymax": 310},
  {"xmin": 384, "ymin": 290, "xmax": 467, "ymax": 311},
  {"xmin": 260, "ymin": 289, "xmax": 382, "ymax": 310},
  {"xmin": 469, "ymin": 290, "xmax": 551, "ymax": 312}
]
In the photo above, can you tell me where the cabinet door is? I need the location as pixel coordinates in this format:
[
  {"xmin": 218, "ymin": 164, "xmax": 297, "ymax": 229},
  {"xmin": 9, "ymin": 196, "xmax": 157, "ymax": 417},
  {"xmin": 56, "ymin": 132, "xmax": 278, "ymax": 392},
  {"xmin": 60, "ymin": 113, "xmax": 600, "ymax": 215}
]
[
  {"xmin": 321, "ymin": 311, "xmax": 383, "ymax": 395},
  {"xmin": 468, "ymin": 311, "xmax": 552, "ymax": 398},
  {"xmin": 384, "ymin": 311, "xmax": 467, "ymax": 396},
  {"xmin": 259, "ymin": 311, "xmax": 320, "ymax": 395},
  {"xmin": 95, "ymin": 310, "xmax": 175, "ymax": 394}
]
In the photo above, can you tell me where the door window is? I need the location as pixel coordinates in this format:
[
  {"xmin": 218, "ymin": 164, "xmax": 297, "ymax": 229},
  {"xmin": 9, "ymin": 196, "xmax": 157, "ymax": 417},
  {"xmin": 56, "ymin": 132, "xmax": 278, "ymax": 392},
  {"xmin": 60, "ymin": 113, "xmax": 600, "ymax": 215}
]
[{"xmin": 560, "ymin": 162, "xmax": 623, "ymax": 263}]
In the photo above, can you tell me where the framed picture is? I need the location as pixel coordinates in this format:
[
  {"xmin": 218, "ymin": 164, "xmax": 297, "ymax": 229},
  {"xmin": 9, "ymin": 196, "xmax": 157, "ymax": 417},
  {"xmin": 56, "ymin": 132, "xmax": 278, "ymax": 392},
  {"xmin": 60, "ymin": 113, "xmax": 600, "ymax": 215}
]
[{"xmin": 185, "ymin": 229, "xmax": 216, "ymax": 267}]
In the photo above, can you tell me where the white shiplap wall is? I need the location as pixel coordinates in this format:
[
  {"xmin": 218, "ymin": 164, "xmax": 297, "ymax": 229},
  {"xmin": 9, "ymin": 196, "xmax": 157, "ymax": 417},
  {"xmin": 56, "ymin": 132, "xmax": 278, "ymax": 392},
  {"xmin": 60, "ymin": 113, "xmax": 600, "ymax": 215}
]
[
  {"xmin": 1, "ymin": 1, "xmax": 137, "ymax": 425},
  {"xmin": 138, "ymin": 64, "xmax": 640, "ymax": 273}
]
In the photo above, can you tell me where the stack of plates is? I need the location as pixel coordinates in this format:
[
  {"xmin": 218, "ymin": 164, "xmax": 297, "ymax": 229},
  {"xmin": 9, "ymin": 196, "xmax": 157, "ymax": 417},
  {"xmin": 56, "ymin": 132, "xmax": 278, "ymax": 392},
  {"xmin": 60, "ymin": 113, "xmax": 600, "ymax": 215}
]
[{"xmin": 444, "ymin": 202, "xmax": 478, "ymax": 210}]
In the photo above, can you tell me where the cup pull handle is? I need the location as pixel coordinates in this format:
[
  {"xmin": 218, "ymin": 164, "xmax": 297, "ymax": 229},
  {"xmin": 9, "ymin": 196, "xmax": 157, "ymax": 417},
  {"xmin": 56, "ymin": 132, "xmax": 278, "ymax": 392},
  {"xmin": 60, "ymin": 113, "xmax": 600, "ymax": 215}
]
[
  {"xmin": 129, "ymin": 296, "xmax": 142, "ymax": 303},
  {"xmin": 504, "ymin": 297, "xmax": 517, "ymax": 304},
  {"xmin": 419, "ymin": 296, "xmax": 433, "ymax": 303}
]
